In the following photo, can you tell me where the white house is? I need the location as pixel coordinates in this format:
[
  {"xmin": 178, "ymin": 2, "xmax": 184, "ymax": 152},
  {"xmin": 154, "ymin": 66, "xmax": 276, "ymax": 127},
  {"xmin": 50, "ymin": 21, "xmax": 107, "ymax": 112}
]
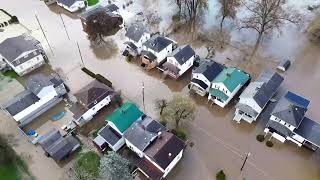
[
  {"xmin": 234, "ymin": 71, "xmax": 283, "ymax": 123},
  {"xmin": 94, "ymin": 102, "xmax": 144, "ymax": 152},
  {"xmin": 73, "ymin": 80, "xmax": 114, "ymax": 127},
  {"xmin": 123, "ymin": 116, "xmax": 167, "ymax": 158},
  {"xmin": 4, "ymin": 73, "xmax": 67, "ymax": 127},
  {"xmin": 56, "ymin": 0, "xmax": 86, "ymax": 13},
  {"xmin": 136, "ymin": 131, "xmax": 186, "ymax": 180},
  {"xmin": 0, "ymin": 35, "xmax": 46, "ymax": 76},
  {"xmin": 208, "ymin": 67, "xmax": 250, "ymax": 108},
  {"xmin": 189, "ymin": 60, "xmax": 225, "ymax": 96},
  {"xmin": 123, "ymin": 23, "xmax": 151, "ymax": 57},
  {"xmin": 141, "ymin": 35, "xmax": 176, "ymax": 70},
  {"xmin": 162, "ymin": 45, "xmax": 195, "ymax": 79}
]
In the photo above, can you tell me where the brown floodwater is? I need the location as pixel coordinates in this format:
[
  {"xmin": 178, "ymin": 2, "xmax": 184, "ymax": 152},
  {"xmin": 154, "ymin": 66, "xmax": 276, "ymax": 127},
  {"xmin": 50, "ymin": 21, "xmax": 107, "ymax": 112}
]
[{"xmin": 2, "ymin": 0, "xmax": 320, "ymax": 180}]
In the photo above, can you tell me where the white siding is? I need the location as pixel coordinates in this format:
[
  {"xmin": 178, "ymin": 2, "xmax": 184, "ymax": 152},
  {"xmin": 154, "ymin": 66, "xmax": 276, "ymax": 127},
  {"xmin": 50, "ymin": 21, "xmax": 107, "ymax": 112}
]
[
  {"xmin": 10, "ymin": 54, "xmax": 45, "ymax": 76},
  {"xmin": 80, "ymin": 96, "xmax": 111, "ymax": 123},
  {"xmin": 163, "ymin": 150, "xmax": 184, "ymax": 178},
  {"xmin": 209, "ymin": 83, "xmax": 242, "ymax": 108},
  {"xmin": 37, "ymin": 85, "xmax": 56, "ymax": 98},
  {"xmin": 127, "ymin": 33, "xmax": 151, "ymax": 54},
  {"xmin": 125, "ymin": 139, "xmax": 144, "ymax": 158},
  {"xmin": 270, "ymin": 115, "xmax": 295, "ymax": 132},
  {"xmin": 144, "ymin": 43, "xmax": 173, "ymax": 64},
  {"xmin": 168, "ymin": 55, "xmax": 194, "ymax": 76},
  {"xmin": 57, "ymin": 1, "xmax": 86, "ymax": 12},
  {"xmin": 112, "ymin": 137, "xmax": 125, "ymax": 152}
]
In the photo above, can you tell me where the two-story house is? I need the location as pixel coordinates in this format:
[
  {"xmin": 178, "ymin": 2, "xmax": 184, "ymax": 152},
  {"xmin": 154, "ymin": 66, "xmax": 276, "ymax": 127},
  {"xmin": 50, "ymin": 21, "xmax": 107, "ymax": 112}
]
[
  {"xmin": 141, "ymin": 35, "xmax": 176, "ymax": 70},
  {"xmin": 162, "ymin": 45, "xmax": 195, "ymax": 79},
  {"xmin": 123, "ymin": 23, "xmax": 151, "ymax": 57},
  {"xmin": 4, "ymin": 73, "xmax": 67, "ymax": 127},
  {"xmin": 208, "ymin": 67, "xmax": 250, "ymax": 108},
  {"xmin": 189, "ymin": 60, "xmax": 225, "ymax": 96},
  {"xmin": 73, "ymin": 80, "xmax": 114, "ymax": 127},
  {"xmin": 56, "ymin": 0, "xmax": 86, "ymax": 13},
  {"xmin": 93, "ymin": 102, "xmax": 143, "ymax": 152},
  {"xmin": 234, "ymin": 71, "xmax": 284, "ymax": 123},
  {"xmin": 0, "ymin": 35, "xmax": 46, "ymax": 76}
]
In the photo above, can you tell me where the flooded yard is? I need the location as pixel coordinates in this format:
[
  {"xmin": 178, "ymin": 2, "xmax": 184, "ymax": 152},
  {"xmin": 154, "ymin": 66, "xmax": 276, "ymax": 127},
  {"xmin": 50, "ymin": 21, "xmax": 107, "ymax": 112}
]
[{"xmin": 1, "ymin": 0, "xmax": 320, "ymax": 180}]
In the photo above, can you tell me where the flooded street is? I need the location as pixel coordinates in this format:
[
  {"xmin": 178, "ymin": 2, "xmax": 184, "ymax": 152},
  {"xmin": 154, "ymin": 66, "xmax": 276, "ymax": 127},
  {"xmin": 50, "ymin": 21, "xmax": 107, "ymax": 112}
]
[{"xmin": 2, "ymin": 0, "xmax": 320, "ymax": 179}]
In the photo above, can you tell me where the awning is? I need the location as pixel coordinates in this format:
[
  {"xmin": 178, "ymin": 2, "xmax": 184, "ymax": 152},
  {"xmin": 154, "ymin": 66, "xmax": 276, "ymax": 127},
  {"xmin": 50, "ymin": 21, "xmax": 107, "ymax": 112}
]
[
  {"xmin": 163, "ymin": 62, "xmax": 180, "ymax": 75},
  {"xmin": 209, "ymin": 88, "xmax": 229, "ymax": 101}
]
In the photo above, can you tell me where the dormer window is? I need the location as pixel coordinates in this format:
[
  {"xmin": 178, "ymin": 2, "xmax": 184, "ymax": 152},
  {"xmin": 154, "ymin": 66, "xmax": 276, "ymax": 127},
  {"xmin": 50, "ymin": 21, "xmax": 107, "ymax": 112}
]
[{"xmin": 94, "ymin": 100, "xmax": 97, "ymax": 104}]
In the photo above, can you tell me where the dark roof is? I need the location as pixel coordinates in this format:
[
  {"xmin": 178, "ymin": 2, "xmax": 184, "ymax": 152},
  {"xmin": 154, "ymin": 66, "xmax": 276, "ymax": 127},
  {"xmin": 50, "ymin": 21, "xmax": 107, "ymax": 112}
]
[
  {"xmin": 125, "ymin": 23, "xmax": 148, "ymax": 42},
  {"xmin": 141, "ymin": 50, "xmax": 157, "ymax": 61},
  {"xmin": 143, "ymin": 35, "xmax": 174, "ymax": 53},
  {"xmin": 163, "ymin": 62, "xmax": 180, "ymax": 74},
  {"xmin": 57, "ymin": 0, "xmax": 83, "ymax": 7},
  {"xmin": 145, "ymin": 132, "xmax": 185, "ymax": 170},
  {"xmin": 79, "ymin": 4, "xmax": 119, "ymax": 20},
  {"xmin": 193, "ymin": 60, "xmax": 225, "ymax": 82},
  {"xmin": 124, "ymin": 41, "xmax": 138, "ymax": 50},
  {"xmin": 26, "ymin": 74, "xmax": 54, "ymax": 95},
  {"xmin": 123, "ymin": 116, "xmax": 167, "ymax": 152},
  {"xmin": 277, "ymin": 59, "xmax": 291, "ymax": 71},
  {"xmin": 267, "ymin": 120, "xmax": 292, "ymax": 138},
  {"xmin": 49, "ymin": 74, "xmax": 64, "ymax": 88},
  {"xmin": 294, "ymin": 117, "xmax": 320, "ymax": 147},
  {"xmin": 75, "ymin": 80, "xmax": 114, "ymax": 109},
  {"xmin": 106, "ymin": 4, "xmax": 119, "ymax": 12},
  {"xmin": 253, "ymin": 71, "xmax": 284, "ymax": 108},
  {"xmin": 0, "ymin": 35, "xmax": 40, "ymax": 63},
  {"xmin": 235, "ymin": 103, "xmax": 258, "ymax": 117},
  {"xmin": 169, "ymin": 45, "xmax": 195, "ymax": 65},
  {"xmin": 271, "ymin": 91, "xmax": 310, "ymax": 127},
  {"xmin": 98, "ymin": 125, "xmax": 122, "ymax": 146},
  {"xmin": 191, "ymin": 78, "xmax": 208, "ymax": 90},
  {"xmin": 137, "ymin": 157, "xmax": 164, "ymax": 180},
  {"xmin": 39, "ymin": 129, "xmax": 80, "ymax": 161},
  {"xmin": 5, "ymin": 91, "xmax": 40, "ymax": 116}
]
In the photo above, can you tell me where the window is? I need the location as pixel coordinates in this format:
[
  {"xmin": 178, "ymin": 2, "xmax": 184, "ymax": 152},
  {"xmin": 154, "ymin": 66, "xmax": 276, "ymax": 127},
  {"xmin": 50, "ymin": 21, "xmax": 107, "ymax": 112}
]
[
  {"xmin": 24, "ymin": 54, "xmax": 28, "ymax": 58},
  {"xmin": 33, "ymin": 51, "xmax": 37, "ymax": 56},
  {"xmin": 94, "ymin": 100, "xmax": 97, "ymax": 104}
]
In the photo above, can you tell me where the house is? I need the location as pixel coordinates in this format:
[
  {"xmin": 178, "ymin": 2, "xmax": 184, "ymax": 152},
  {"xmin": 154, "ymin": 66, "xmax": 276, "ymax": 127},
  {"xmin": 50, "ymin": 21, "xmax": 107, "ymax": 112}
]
[
  {"xmin": 136, "ymin": 131, "xmax": 186, "ymax": 180},
  {"xmin": 73, "ymin": 80, "xmax": 114, "ymax": 127},
  {"xmin": 141, "ymin": 35, "xmax": 176, "ymax": 70},
  {"xmin": 123, "ymin": 23, "xmax": 151, "ymax": 57},
  {"xmin": 39, "ymin": 129, "xmax": 80, "ymax": 161},
  {"xmin": 162, "ymin": 45, "xmax": 195, "ymax": 79},
  {"xmin": 123, "ymin": 116, "xmax": 167, "ymax": 158},
  {"xmin": 0, "ymin": 35, "xmax": 46, "ymax": 76},
  {"xmin": 93, "ymin": 102, "xmax": 143, "ymax": 151},
  {"xmin": 56, "ymin": 0, "xmax": 86, "ymax": 13},
  {"xmin": 188, "ymin": 60, "xmax": 225, "ymax": 96},
  {"xmin": 208, "ymin": 67, "xmax": 250, "ymax": 108},
  {"xmin": 4, "ymin": 73, "xmax": 67, "ymax": 127},
  {"xmin": 264, "ymin": 91, "xmax": 320, "ymax": 151},
  {"xmin": 78, "ymin": 4, "xmax": 122, "ymax": 33},
  {"xmin": 234, "ymin": 71, "xmax": 284, "ymax": 123}
]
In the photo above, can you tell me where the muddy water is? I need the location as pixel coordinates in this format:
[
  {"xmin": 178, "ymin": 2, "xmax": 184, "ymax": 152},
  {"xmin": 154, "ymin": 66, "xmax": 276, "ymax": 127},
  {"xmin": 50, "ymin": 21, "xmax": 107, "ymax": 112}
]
[{"xmin": 2, "ymin": 0, "xmax": 320, "ymax": 180}]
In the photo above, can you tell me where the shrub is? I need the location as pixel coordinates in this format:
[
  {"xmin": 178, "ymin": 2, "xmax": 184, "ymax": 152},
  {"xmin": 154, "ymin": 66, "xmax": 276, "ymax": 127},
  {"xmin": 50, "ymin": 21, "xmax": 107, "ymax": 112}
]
[
  {"xmin": 81, "ymin": 67, "xmax": 95, "ymax": 78},
  {"xmin": 216, "ymin": 170, "xmax": 226, "ymax": 180},
  {"xmin": 160, "ymin": 120, "xmax": 167, "ymax": 127},
  {"xmin": 256, "ymin": 134, "xmax": 265, "ymax": 142},
  {"xmin": 73, "ymin": 151, "xmax": 100, "ymax": 179},
  {"xmin": 266, "ymin": 141, "xmax": 274, "ymax": 148},
  {"xmin": 95, "ymin": 74, "xmax": 112, "ymax": 87},
  {"xmin": 171, "ymin": 129, "xmax": 187, "ymax": 141}
]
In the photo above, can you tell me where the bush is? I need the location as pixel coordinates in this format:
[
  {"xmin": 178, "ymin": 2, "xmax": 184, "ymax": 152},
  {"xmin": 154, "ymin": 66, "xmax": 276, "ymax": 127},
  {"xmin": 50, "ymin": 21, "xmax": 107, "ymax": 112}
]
[
  {"xmin": 171, "ymin": 129, "xmax": 187, "ymax": 141},
  {"xmin": 307, "ymin": 14, "xmax": 320, "ymax": 43},
  {"xmin": 95, "ymin": 74, "xmax": 112, "ymax": 87},
  {"xmin": 160, "ymin": 120, "xmax": 167, "ymax": 127},
  {"xmin": 256, "ymin": 134, "xmax": 265, "ymax": 142},
  {"xmin": 73, "ymin": 151, "xmax": 100, "ymax": 179},
  {"xmin": 266, "ymin": 141, "xmax": 274, "ymax": 148},
  {"xmin": 216, "ymin": 170, "xmax": 226, "ymax": 180},
  {"xmin": 81, "ymin": 67, "xmax": 95, "ymax": 78}
]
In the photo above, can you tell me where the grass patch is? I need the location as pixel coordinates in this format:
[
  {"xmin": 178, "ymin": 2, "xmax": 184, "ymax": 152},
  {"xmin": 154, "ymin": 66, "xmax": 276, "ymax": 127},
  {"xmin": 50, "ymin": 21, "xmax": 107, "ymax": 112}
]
[
  {"xmin": 171, "ymin": 129, "xmax": 187, "ymax": 141},
  {"xmin": 87, "ymin": 0, "xmax": 99, "ymax": 6},
  {"xmin": 74, "ymin": 151, "xmax": 100, "ymax": 178},
  {"xmin": 0, "ymin": 163, "xmax": 19, "ymax": 180},
  {"xmin": 2, "ymin": 70, "xmax": 18, "ymax": 79}
]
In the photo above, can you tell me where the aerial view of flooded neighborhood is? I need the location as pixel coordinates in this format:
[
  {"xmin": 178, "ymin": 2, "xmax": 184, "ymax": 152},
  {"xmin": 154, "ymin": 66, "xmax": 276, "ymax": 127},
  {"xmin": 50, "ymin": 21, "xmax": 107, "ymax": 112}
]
[{"xmin": 1, "ymin": 0, "xmax": 320, "ymax": 180}]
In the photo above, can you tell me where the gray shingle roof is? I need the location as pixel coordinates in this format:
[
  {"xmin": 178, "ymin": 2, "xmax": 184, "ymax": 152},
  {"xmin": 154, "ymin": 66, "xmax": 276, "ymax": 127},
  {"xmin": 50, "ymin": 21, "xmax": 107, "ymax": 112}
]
[
  {"xmin": 193, "ymin": 60, "xmax": 225, "ymax": 81},
  {"xmin": 5, "ymin": 90, "xmax": 40, "ymax": 116},
  {"xmin": 125, "ymin": 23, "xmax": 148, "ymax": 43},
  {"xmin": 271, "ymin": 91, "xmax": 310, "ymax": 127},
  {"xmin": 0, "ymin": 35, "xmax": 40, "ymax": 63},
  {"xmin": 79, "ymin": 4, "xmax": 118, "ymax": 20},
  {"xmin": 123, "ymin": 116, "xmax": 167, "ymax": 152},
  {"xmin": 267, "ymin": 120, "xmax": 292, "ymax": 138},
  {"xmin": 143, "ymin": 35, "xmax": 174, "ymax": 53},
  {"xmin": 169, "ymin": 45, "xmax": 195, "ymax": 65},
  {"xmin": 57, "ymin": 0, "xmax": 83, "ymax": 7},
  {"xmin": 294, "ymin": 117, "xmax": 320, "ymax": 147},
  {"xmin": 235, "ymin": 103, "xmax": 258, "ymax": 117},
  {"xmin": 26, "ymin": 74, "xmax": 54, "ymax": 95},
  {"xmin": 98, "ymin": 125, "xmax": 122, "ymax": 146}
]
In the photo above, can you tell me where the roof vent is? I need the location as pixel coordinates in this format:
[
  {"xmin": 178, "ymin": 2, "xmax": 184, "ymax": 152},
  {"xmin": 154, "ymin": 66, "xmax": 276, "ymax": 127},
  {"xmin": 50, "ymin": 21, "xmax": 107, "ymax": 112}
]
[
  {"xmin": 158, "ymin": 132, "xmax": 162, "ymax": 139},
  {"xmin": 168, "ymin": 153, "xmax": 172, "ymax": 157},
  {"xmin": 226, "ymin": 73, "xmax": 231, "ymax": 77}
]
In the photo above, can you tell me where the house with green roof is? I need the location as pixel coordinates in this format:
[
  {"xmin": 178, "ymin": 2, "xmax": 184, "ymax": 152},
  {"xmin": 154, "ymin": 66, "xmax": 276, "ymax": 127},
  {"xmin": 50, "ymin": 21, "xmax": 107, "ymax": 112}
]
[
  {"xmin": 93, "ymin": 102, "xmax": 144, "ymax": 152},
  {"xmin": 208, "ymin": 67, "xmax": 250, "ymax": 108}
]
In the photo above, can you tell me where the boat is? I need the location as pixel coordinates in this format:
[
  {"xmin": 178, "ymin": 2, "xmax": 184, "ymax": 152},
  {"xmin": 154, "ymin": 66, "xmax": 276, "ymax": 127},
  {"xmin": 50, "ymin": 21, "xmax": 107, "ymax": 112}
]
[{"xmin": 52, "ymin": 111, "xmax": 65, "ymax": 121}]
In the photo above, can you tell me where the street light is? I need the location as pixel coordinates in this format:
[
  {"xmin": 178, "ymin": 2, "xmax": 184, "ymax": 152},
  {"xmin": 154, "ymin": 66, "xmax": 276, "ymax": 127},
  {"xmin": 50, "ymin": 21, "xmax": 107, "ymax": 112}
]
[{"xmin": 240, "ymin": 152, "xmax": 251, "ymax": 171}]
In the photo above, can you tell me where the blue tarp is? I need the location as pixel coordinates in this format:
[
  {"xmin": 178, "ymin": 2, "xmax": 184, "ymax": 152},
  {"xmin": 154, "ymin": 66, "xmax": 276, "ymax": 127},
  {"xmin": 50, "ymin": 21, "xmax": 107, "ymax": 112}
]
[{"xmin": 285, "ymin": 91, "xmax": 310, "ymax": 108}]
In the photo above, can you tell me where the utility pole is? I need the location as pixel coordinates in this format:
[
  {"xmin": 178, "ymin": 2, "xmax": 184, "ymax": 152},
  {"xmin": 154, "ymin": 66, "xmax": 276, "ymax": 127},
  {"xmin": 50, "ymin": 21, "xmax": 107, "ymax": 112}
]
[
  {"xmin": 59, "ymin": 12, "xmax": 70, "ymax": 40},
  {"xmin": 35, "ymin": 14, "xmax": 54, "ymax": 55},
  {"xmin": 142, "ymin": 82, "xmax": 145, "ymax": 112},
  {"xmin": 240, "ymin": 152, "xmax": 251, "ymax": 171},
  {"xmin": 77, "ymin": 42, "xmax": 85, "ymax": 67}
]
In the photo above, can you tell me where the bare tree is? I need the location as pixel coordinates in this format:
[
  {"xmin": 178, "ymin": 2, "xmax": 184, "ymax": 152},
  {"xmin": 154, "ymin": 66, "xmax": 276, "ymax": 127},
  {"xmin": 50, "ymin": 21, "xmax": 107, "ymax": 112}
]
[
  {"xmin": 307, "ymin": 14, "xmax": 320, "ymax": 43},
  {"xmin": 218, "ymin": 0, "xmax": 240, "ymax": 31},
  {"xmin": 86, "ymin": 11, "xmax": 123, "ymax": 44},
  {"xmin": 182, "ymin": 0, "xmax": 208, "ymax": 33},
  {"xmin": 239, "ymin": 0, "xmax": 300, "ymax": 58},
  {"xmin": 154, "ymin": 99, "xmax": 168, "ymax": 116}
]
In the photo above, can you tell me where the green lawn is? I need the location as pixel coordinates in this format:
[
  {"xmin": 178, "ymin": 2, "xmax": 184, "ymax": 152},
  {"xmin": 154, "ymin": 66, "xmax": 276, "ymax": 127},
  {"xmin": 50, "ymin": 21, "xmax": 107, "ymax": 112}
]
[
  {"xmin": 2, "ymin": 70, "xmax": 18, "ymax": 79},
  {"xmin": 0, "ymin": 163, "xmax": 19, "ymax": 180},
  {"xmin": 87, "ymin": 0, "xmax": 99, "ymax": 6},
  {"xmin": 74, "ymin": 151, "xmax": 100, "ymax": 177}
]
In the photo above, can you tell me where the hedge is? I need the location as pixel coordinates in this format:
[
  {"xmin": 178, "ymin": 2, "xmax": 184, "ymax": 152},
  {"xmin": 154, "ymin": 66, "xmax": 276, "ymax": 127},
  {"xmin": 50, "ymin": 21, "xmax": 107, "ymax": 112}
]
[{"xmin": 81, "ymin": 67, "xmax": 113, "ymax": 87}]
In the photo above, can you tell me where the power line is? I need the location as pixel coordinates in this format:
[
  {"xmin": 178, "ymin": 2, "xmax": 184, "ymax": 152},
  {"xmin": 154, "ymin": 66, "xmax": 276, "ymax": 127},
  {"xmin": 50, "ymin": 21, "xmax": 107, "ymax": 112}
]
[
  {"xmin": 35, "ymin": 14, "xmax": 54, "ymax": 55},
  {"xmin": 59, "ymin": 12, "xmax": 70, "ymax": 40}
]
